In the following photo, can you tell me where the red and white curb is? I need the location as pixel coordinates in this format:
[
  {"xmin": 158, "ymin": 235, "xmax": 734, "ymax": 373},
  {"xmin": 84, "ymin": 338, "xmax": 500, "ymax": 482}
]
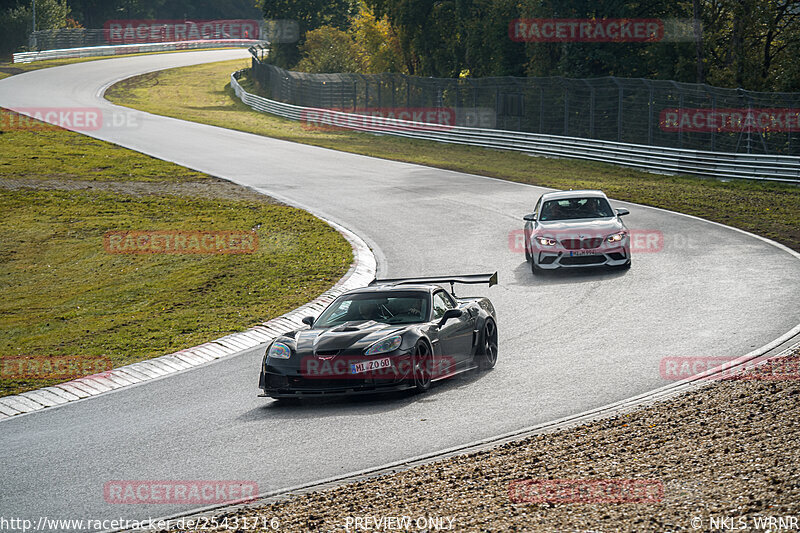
[{"xmin": 0, "ymin": 221, "xmax": 376, "ymax": 421}]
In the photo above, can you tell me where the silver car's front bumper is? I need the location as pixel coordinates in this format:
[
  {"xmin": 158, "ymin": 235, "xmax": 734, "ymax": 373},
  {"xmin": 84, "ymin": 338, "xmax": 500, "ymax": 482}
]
[{"xmin": 532, "ymin": 243, "xmax": 631, "ymax": 269}]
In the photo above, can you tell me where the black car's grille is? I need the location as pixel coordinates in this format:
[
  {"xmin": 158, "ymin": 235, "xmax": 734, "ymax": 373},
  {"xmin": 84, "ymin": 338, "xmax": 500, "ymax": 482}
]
[
  {"xmin": 267, "ymin": 374, "xmax": 289, "ymax": 388},
  {"xmin": 314, "ymin": 350, "xmax": 340, "ymax": 357},
  {"xmin": 287, "ymin": 376, "xmax": 400, "ymax": 389},
  {"xmin": 561, "ymin": 255, "xmax": 606, "ymax": 265},
  {"xmin": 560, "ymin": 238, "xmax": 604, "ymax": 250}
]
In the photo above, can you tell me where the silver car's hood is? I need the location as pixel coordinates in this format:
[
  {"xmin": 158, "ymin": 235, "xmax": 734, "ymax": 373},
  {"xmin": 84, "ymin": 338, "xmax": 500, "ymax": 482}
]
[{"xmin": 535, "ymin": 217, "xmax": 624, "ymax": 236}]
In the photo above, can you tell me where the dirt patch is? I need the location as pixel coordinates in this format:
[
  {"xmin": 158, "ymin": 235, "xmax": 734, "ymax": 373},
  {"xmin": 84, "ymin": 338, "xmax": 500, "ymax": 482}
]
[
  {"xmin": 0, "ymin": 177, "xmax": 280, "ymax": 203},
  {"xmin": 0, "ymin": 66, "xmax": 25, "ymax": 76}
]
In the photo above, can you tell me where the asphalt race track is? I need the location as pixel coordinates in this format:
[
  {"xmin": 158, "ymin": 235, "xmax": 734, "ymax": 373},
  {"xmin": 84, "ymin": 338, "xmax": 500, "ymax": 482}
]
[{"xmin": 1, "ymin": 50, "xmax": 799, "ymax": 528}]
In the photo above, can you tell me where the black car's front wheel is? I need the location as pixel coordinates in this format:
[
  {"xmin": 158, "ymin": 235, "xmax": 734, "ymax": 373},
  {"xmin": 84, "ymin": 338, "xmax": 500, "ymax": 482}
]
[
  {"xmin": 412, "ymin": 341, "xmax": 432, "ymax": 392},
  {"xmin": 477, "ymin": 319, "xmax": 498, "ymax": 370}
]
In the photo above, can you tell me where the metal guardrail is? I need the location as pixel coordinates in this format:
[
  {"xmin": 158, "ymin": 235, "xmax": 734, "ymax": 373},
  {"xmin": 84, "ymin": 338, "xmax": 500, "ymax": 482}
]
[
  {"xmin": 251, "ymin": 60, "xmax": 800, "ymax": 158},
  {"xmin": 13, "ymin": 40, "xmax": 264, "ymax": 64},
  {"xmin": 231, "ymin": 70, "xmax": 799, "ymax": 184}
]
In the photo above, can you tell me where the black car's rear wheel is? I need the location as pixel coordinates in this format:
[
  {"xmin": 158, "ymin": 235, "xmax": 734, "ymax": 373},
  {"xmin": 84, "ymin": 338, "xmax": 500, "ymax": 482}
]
[
  {"xmin": 412, "ymin": 341, "xmax": 432, "ymax": 392},
  {"xmin": 477, "ymin": 319, "xmax": 498, "ymax": 370}
]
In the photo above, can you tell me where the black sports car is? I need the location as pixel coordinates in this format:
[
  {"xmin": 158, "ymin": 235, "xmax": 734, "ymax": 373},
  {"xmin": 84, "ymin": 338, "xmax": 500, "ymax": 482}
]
[{"xmin": 259, "ymin": 273, "xmax": 498, "ymax": 399}]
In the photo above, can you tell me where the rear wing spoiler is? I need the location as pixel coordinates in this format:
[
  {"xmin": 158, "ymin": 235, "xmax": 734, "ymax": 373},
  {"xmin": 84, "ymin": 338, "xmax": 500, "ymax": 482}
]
[{"xmin": 370, "ymin": 272, "xmax": 498, "ymax": 295}]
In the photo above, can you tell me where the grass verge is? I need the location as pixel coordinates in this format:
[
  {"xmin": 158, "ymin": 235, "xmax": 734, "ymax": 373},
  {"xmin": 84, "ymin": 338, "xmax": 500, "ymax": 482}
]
[
  {"xmin": 0, "ymin": 110, "xmax": 352, "ymax": 397},
  {"xmin": 105, "ymin": 59, "xmax": 800, "ymax": 252}
]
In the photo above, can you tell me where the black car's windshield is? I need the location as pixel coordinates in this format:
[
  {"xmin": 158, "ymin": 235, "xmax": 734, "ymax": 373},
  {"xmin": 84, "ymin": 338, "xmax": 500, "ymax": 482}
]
[
  {"xmin": 539, "ymin": 197, "xmax": 614, "ymax": 221},
  {"xmin": 313, "ymin": 291, "xmax": 429, "ymax": 328}
]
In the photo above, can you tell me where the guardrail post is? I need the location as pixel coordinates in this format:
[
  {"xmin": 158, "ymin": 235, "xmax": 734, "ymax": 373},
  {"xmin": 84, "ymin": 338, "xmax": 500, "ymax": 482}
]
[
  {"xmin": 710, "ymin": 91, "xmax": 717, "ymax": 152},
  {"xmin": 645, "ymin": 80, "xmax": 654, "ymax": 146},
  {"xmin": 539, "ymin": 87, "xmax": 544, "ymax": 134},
  {"xmin": 581, "ymin": 79, "xmax": 595, "ymax": 139},
  {"xmin": 612, "ymin": 77, "xmax": 623, "ymax": 142}
]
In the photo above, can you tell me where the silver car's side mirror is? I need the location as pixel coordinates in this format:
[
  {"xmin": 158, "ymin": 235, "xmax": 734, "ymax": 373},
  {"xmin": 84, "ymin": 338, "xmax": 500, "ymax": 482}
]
[
  {"xmin": 523, "ymin": 214, "xmax": 537, "ymax": 221},
  {"xmin": 616, "ymin": 208, "xmax": 630, "ymax": 217}
]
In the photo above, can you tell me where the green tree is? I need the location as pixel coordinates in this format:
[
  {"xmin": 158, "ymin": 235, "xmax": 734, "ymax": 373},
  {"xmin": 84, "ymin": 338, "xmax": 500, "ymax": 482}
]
[
  {"xmin": 295, "ymin": 25, "xmax": 362, "ymax": 72},
  {"xmin": 699, "ymin": 0, "xmax": 800, "ymax": 91},
  {"xmin": 0, "ymin": 0, "xmax": 69, "ymax": 55},
  {"xmin": 259, "ymin": 0, "xmax": 352, "ymax": 68},
  {"xmin": 350, "ymin": 1, "xmax": 405, "ymax": 73}
]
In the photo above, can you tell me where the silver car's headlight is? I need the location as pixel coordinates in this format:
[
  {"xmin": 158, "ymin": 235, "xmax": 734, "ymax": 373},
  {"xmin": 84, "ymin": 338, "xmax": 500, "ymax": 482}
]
[
  {"xmin": 365, "ymin": 335, "xmax": 402, "ymax": 356},
  {"xmin": 607, "ymin": 232, "xmax": 627, "ymax": 243},
  {"xmin": 535, "ymin": 236, "xmax": 557, "ymax": 246},
  {"xmin": 267, "ymin": 342, "xmax": 292, "ymax": 359}
]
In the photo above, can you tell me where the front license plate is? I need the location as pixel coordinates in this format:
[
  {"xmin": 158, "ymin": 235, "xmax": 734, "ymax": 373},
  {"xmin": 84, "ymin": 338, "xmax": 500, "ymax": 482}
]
[
  {"xmin": 570, "ymin": 250, "xmax": 599, "ymax": 256},
  {"xmin": 351, "ymin": 357, "xmax": 392, "ymax": 374}
]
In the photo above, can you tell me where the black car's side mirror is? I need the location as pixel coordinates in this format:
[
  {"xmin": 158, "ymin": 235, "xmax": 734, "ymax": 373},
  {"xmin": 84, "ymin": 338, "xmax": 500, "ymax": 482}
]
[
  {"xmin": 302, "ymin": 316, "xmax": 315, "ymax": 327},
  {"xmin": 616, "ymin": 208, "xmax": 630, "ymax": 217},
  {"xmin": 523, "ymin": 213, "xmax": 537, "ymax": 221},
  {"xmin": 437, "ymin": 308, "xmax": 463, "ymax": 327}
]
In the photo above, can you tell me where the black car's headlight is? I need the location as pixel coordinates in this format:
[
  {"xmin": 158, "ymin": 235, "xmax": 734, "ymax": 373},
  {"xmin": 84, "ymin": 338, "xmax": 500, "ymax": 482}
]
[
  {"xmin": 267, "ymin": 342, "xmax": 292, "ymax": 360},
  {"xmin": 364, "ymin": 335, "xmax": 402, "ymax": 356}
]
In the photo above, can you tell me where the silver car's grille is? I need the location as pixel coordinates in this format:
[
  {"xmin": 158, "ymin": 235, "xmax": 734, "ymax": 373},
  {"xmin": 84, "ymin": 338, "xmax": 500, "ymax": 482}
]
[{"xmin": 560, "ymin": 237, "xmax": 604, "ymax": 250}]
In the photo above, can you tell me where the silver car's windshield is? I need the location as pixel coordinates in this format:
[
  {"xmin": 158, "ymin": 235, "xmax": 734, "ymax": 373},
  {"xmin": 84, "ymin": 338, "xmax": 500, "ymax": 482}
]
[
  {"xmin": 539, "ymin": 197, "xmax": 614, "ymax": 221},
  {"xmin": 313, "ymin": 291, "xmax": 429, "ymax": 328}
]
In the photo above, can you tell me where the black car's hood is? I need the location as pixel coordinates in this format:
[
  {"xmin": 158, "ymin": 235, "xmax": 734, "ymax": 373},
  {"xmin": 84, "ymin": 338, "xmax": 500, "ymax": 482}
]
[{"xmin": 296, "ymin": 321, "xmax": 406, "ymax": 354}]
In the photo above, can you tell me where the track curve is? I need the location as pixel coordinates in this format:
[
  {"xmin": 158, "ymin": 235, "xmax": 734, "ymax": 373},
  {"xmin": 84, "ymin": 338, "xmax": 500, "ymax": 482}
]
[{"xmin": 1, "ymin": 50, "xmax": 799, "ymax": 527}]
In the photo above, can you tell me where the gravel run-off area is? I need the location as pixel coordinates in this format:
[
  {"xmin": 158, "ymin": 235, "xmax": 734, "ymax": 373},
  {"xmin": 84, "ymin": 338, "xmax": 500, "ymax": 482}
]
[{"xmin": 154, "ymin": 348, "xmax": 800, "ymax": 532}]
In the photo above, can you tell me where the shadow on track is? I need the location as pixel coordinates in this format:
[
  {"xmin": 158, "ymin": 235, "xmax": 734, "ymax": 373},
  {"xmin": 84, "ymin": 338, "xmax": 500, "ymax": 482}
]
[
  {"xmin": 512, "ymin": 261, "xmax": 630, "ymax": 286},
  {"xmin": 239, "ymin": 368, "xmax": 488, "ymax": 420}
]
